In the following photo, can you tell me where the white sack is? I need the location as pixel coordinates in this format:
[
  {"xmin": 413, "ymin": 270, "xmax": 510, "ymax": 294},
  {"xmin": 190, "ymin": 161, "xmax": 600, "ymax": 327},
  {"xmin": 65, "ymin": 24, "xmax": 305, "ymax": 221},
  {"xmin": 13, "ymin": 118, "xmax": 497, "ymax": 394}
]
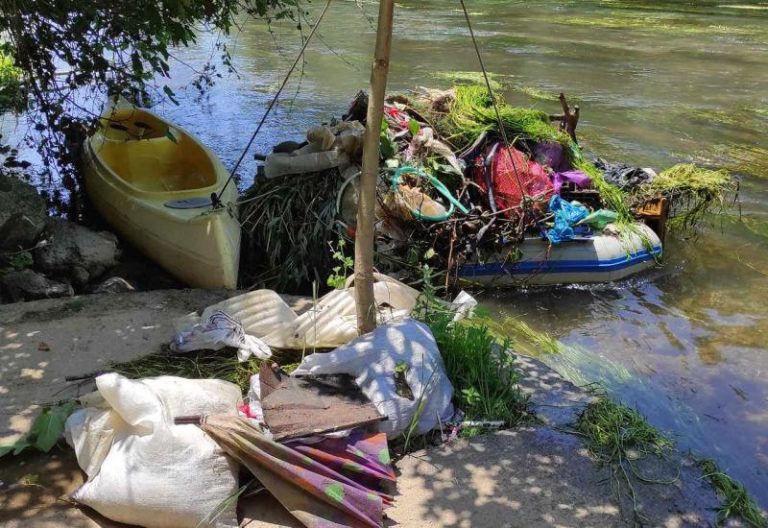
[
  {"xmin": 292, "ymin": 319, "xmax": 454, "ymax": 438},
  {"xmin": 65, "ymin": 374, "xmax": 243, "ymax": 528}
]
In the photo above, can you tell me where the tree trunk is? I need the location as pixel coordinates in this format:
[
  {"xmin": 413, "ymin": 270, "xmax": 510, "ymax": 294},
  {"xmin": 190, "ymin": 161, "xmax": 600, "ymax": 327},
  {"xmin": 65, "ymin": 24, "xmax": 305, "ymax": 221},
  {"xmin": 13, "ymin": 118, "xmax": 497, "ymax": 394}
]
[{"xmin": 354, "ymin": 0, "xmax": 395, "ymax": 335}]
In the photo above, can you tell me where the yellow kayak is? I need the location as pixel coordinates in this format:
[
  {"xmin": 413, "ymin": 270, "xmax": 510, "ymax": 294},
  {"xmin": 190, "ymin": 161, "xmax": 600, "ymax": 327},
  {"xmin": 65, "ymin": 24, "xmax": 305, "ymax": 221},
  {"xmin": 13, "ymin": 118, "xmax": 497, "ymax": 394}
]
[{"xmin": 83, "ymin": 102, "xmax": 240, "ymax": 289}]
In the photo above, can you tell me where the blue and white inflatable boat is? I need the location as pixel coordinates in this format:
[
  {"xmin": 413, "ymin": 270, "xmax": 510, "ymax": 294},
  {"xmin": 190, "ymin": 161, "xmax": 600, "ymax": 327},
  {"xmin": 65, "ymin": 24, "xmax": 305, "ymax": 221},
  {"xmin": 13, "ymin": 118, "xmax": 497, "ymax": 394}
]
[{"xmin": 458, "ymin": 223, "xmax": 662, "ymax": 286}]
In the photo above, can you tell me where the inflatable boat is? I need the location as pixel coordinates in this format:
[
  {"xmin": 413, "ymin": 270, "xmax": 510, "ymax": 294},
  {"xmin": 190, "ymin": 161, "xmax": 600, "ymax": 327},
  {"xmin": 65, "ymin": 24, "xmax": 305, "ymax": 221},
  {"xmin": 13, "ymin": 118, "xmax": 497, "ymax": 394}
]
[{"xmin": 458, "ymin": 223, "xmax": 662, "ymax": 286}]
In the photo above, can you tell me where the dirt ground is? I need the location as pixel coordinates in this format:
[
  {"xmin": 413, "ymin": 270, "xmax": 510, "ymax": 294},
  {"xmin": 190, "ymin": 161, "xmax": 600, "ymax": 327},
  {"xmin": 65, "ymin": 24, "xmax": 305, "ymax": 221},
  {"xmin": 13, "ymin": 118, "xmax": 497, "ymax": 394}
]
[{"xmin": 0, "ymin": 290, "xmax": 737, "ymax": 527}]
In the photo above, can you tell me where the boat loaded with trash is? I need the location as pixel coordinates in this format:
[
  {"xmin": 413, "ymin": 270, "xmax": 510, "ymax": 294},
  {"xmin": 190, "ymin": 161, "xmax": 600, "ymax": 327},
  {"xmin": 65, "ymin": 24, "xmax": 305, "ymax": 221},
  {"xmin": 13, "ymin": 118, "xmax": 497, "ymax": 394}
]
[
  {"xmin": 236, "ymin": 84, "xmax": 731, "ymax": 293},
  {"xmin": 83, "ymin": 100, "xmax": 241, "ymax": 289}
]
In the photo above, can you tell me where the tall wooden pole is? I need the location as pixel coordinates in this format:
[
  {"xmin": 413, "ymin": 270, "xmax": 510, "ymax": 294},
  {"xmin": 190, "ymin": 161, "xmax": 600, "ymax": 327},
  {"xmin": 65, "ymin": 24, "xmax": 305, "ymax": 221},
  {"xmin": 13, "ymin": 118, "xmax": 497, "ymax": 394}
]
[{"xmin": 354, "ymin": 0, "xmax": 394, "ymax": 335}]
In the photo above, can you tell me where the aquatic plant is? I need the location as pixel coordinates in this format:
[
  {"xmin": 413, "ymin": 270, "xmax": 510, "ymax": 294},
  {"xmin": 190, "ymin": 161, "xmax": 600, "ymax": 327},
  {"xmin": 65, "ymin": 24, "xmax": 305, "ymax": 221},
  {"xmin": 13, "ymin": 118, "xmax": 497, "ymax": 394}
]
[
  {"xmin": 239, "ymin": 169, "xmax": 342, "ymax": 293},
  {"xmin": 641, "ymin": 163, "xmax": 736, "ymax": 232},
  {"xmin": 110, "ymin": 349, "xmax": 260, "ymax": 393},
  {"xmin": 511, "ymin": 84, "xmax": 576, "ymax": 103},
  {"xmin": 699, "ymin": 459, "xmax": 767, "ymax": 528},
  {"xmin": 432, "ymin": 70, "xmax": 503, "ymax": 91},
  {"xmin": 437, "ymin": 84, "xmax": 571, "ymax": 150},
  {"xmin": 721, "ymin": 144, "xmax": 768, "ymax": 180},
  {"xmin": 575, "ymin": 396, "xmax": 676, "ymax": 524}
]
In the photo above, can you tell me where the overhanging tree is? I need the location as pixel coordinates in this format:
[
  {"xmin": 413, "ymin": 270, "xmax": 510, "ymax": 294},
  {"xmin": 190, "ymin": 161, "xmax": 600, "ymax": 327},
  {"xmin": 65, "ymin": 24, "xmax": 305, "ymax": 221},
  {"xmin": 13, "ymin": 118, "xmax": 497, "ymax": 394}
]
[{"xmin": 0, "ymin": 0, "xmax": 298, "ymax": 177}]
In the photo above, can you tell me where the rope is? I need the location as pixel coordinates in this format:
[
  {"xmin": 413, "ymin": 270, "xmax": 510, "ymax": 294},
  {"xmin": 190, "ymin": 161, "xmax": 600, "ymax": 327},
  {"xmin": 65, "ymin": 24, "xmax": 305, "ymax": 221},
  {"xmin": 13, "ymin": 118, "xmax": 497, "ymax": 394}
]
[
  {"xmin": 458, "ymin": 0, "xmax": 532, "ymax": 220},
  {"xmin": 214, "ymin": 0, "xmax": 334, "ymax": 204}
]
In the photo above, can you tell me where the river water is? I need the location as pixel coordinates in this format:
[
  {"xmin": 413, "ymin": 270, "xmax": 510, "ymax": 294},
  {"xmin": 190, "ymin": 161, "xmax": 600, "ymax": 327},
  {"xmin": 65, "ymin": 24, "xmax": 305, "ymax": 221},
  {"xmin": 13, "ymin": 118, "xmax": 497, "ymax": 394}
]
[{"xmin": 4, "ymin": 0, "xmax": 768, "ymax": 506}]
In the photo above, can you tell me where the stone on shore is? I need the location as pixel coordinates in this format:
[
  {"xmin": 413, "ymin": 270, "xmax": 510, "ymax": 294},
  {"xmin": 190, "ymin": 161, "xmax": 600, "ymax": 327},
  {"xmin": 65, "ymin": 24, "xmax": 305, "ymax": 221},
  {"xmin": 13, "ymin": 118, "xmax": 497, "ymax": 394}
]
[
  {"xmin": 0, "ymin": 269, "xmax": 74, "ymax": 302},
  {"xmin": 0, "ymin": 213, "xmax": 46, "ymax": 251},
  {"xmin": 34, "ymin": 220, "xmax": 120, "ymax": 286}
]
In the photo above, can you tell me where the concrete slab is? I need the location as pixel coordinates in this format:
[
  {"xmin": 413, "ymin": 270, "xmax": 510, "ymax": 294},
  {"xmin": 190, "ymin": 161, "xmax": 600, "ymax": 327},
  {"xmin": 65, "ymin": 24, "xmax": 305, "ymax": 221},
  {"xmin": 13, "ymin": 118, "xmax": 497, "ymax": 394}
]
[{"xmin": 0, "ymin": 289, "xmax": 229, "ymax": 444}]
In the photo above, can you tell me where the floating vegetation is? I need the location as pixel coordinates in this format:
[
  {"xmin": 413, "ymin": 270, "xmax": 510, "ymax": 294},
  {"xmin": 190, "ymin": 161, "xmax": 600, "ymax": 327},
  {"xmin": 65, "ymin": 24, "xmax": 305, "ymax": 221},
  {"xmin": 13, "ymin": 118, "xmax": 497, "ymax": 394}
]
[
  {"xmin": 239, "ymin": 169, "xmax": 342, "ymax": 293},
  {"xmin": 432, "ymin": 70, "xmax": 503, "ymax": 91},
  {"xmin": 554, "ymin": 15, "xmax": 766, "ymax": 38},
  {"xmin": 511, "ymin": 84, "xmax": 561, "ymax": 102},
  {"xmin": 511, "ymin": 84, "xmax": 583, "ymax": 104},
  {"xmin": 720, "ymin": 144, "xmax": 768, "ymax": 180},
  {"xmin": 640, "ymin": 163, "xmax": 736, "ymax": 232},
  {"xmin": 699, "ymin": 459, "xmax": 768, "ymax": 528}
]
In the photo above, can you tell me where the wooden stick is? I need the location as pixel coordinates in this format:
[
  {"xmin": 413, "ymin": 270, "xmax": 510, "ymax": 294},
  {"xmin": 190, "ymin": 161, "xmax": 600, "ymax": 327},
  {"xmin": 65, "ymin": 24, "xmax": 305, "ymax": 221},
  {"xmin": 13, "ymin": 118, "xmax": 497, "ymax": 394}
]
[{"xmin": 354, "ymin": 0, "xmax": 395, "ymax": 335}]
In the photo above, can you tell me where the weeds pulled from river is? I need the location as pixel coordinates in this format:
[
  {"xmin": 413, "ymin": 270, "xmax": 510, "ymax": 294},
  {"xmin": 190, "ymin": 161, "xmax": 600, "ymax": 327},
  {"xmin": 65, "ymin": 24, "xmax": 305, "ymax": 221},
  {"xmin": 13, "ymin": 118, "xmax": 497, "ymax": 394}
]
[
  {"xmin": 109, "ymin": 349, "xmax": 261, "ymax": 393},
  {"xmin": 699, "ymin": 459, "xmax": 768, "ymax": 528}
]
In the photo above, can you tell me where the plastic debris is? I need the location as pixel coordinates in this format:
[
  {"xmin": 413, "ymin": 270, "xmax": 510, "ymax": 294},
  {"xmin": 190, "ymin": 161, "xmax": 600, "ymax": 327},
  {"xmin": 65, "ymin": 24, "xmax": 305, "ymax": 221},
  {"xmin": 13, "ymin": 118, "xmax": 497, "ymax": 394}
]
[
  {"xmin": 293, "ymin": 319, "xmax": 455, "ymax": 438},
  {"xmin": 172, "ymin": 310, "xmax": 272, "ymax": 362}
]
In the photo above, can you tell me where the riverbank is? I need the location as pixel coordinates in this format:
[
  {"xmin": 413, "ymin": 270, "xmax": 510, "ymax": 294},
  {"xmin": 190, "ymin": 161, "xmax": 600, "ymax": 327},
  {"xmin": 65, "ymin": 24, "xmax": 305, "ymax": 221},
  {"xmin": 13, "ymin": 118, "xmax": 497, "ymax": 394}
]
[{"xmin": 1, "ymin": 289, "xmax": 764, "ymax": 527}]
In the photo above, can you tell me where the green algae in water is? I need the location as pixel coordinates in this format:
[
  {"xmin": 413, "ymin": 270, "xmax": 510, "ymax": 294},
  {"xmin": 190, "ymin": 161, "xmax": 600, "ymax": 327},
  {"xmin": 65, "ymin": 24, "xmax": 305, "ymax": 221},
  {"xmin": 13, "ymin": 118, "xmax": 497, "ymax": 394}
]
[
  {"xmin": 479, "ymin": 316, "xmax": 632, "ymax": 388},
  {"xmin": 432, "ymin": 71, "xmax": 503, "ymax": 91},
  {"xmin": 511, "ymin": 84, "xmax": 583, "ymax": 104},
  {"xmin": 722, "ymin": 145, "xmax": 768, "ymax": 179},
  {"xmin": 699, "ymin": 459, "xmax": 768, "ymax": 528}
]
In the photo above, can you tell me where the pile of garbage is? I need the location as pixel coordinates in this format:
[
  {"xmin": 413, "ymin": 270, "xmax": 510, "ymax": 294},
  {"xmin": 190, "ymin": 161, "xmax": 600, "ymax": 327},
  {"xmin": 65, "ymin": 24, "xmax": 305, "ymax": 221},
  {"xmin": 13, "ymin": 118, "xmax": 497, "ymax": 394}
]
[
  {"xmin": 2, "ymin": 274, "xmax": 477, "ymax": 527},
  {"xmin": 240, "ymin": 84, "xmax": 736, "ymax": 292}
]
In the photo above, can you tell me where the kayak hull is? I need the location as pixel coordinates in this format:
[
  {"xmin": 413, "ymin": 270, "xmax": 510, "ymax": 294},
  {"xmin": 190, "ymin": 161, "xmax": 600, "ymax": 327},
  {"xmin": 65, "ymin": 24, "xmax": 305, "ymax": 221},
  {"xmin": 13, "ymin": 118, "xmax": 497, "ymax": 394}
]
[
  {"xmin": 458, "ymin": 223, "xmax": 662, "ymax": 286},
  {"xmin": 83, "ymin": 104, "xmax": 240, "ymax": 289}
]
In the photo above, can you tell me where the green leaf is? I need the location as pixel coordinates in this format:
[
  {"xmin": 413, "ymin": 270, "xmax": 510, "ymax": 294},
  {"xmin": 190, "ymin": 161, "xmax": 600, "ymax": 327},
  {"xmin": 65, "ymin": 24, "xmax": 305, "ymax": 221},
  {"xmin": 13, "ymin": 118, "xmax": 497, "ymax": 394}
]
[
  {"xmin": 408, "ymin": 118, "xmax": 421, "ymax": 137},
  {"xmin": 424, "ymin": 248, "xmax": 436, "ymax": 260},
  {"xmin": 29, "ymin": 402, "xmax": 75, "ymax": 453},
  {"xmin": 163, "ymin": 85, "xmax": 179, "ymax": 105}
]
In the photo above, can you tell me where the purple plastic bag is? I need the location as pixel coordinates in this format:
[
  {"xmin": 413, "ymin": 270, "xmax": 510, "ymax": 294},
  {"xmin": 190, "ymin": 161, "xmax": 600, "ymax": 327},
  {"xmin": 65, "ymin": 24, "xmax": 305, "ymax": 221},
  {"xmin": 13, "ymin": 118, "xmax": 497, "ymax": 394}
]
[
  {"xmin": 551, "ymin": 170, "xmax": 592, "ymax": 194},
  {"xmin": 533, "ymin": 142, "xmax": 571, "ymax": 173}
]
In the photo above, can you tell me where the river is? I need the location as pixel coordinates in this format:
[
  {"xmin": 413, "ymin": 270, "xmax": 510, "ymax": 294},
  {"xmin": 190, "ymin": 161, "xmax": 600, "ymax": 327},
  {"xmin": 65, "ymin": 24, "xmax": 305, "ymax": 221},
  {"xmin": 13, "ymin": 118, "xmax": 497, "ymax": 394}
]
[{"xmin": 3, "ymin": 0, "xmax": 768, "ymax": 506}]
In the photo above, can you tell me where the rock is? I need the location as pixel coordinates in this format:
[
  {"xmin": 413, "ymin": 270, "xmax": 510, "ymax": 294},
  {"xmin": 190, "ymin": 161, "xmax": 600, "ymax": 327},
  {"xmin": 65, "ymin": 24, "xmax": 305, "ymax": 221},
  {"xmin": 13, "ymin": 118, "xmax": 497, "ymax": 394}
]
[
  {"xmin": 34, "ymin": 220, "xmax": 120, "ymax": 283},
  {"xmin": 0, "ymin": 269, "xmax": 74, "ymax": 302},
  {"xmin": 0, "ymin": 173, "xmax": 47, "ymax": 229},
  {"xmin": 0, "ymin": 212, "xmax": 45, "ymax": 251},
  {"xmin": 70, "ymin": 266, "xmax": 91, "ymax": 288},
  {"xmin": 93, "ymin": 277, "xmax": 135, "ymax": 294}
]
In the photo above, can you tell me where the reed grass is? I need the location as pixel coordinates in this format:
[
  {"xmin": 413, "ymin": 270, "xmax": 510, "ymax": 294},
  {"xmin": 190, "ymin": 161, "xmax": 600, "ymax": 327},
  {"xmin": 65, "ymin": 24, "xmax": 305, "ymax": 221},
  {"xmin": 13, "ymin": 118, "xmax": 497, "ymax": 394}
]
[{"xmin": 239, "ymin": 169, "xmax": 342, "ymax": 293}]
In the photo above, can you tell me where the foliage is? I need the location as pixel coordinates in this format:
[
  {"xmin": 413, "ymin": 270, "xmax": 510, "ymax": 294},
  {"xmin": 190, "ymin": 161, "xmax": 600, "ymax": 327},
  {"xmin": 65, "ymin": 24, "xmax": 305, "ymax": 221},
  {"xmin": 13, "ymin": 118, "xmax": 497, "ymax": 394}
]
[
  {"xmin": 640, "ymin": 163, "xmax": 736, "ymax": 232},
  {"xmin": 0, "ymin": 47, "xmax": 24, "ymax": 113},
  {"xmin": 240, "ymin": 169, "xmax": 342, "ymax": 293},
  {"xmin": 9, "ymin": 250, "xmax": 33, "ymax": 271},
  {"xmin": 699, "ymin": 459, "xmax": 767, "ymax": 528},
  {"xmin": 326, "ymin": 238, "xmax": 354, "ymax": 289},
  {"xmin": 0, "ymin": 402, "xmax": 76, "ymax": 457},
  {"xmin": 415, "ymin": 266, "xmax": 527, "ymax": 429},
  {"xmin": 576, "ymin": 397, "xmax": 672, "ymax": 465},
  {"xmin": 575, "ymin": 395, "xmax": 676, "ymax": 524},
  {"xmin": 0, "ymin": 0, "xmax": 298, "ymax": 176}
]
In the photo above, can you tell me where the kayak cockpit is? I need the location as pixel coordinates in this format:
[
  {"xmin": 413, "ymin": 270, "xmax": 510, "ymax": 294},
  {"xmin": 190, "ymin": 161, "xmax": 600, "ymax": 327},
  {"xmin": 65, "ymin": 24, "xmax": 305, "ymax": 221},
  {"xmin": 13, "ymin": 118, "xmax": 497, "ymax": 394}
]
[{"xmin": 92, "ymin": 109, "xmax": 218, "ymax": 194}]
